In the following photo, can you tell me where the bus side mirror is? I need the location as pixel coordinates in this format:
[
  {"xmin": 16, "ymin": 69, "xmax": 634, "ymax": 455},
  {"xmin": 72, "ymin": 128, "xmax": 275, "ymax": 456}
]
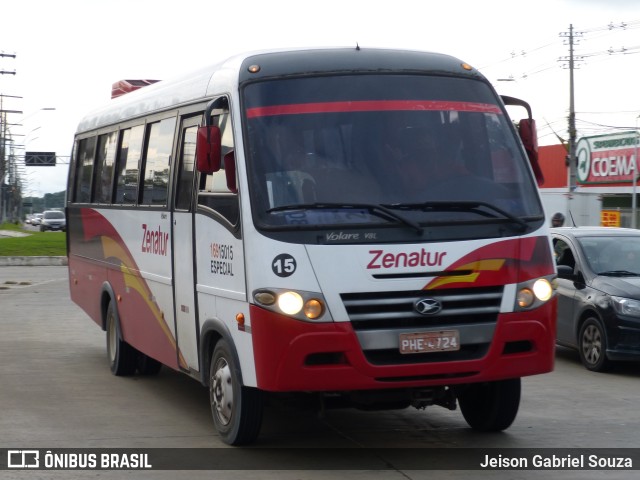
[
  {"xmin": 500, "ymin": 95, "xmax": 544, "ymax": 186},
  {"xmin": 518, "ymin": 118, "xmax": 544, "ymax": 186},
  {"xmin": 224, "ymin": 151, "xmax": 237, "ymax": 193},
  {"xmin": 196, "ymin": 126, "xmax": 222, "ymax": 173}
]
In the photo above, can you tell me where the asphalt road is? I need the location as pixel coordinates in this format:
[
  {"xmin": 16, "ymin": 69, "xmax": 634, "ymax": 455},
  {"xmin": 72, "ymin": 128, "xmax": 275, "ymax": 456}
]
[{"xmin": 1, "ymin": 266, "xmax": 640, "ymax": 479}]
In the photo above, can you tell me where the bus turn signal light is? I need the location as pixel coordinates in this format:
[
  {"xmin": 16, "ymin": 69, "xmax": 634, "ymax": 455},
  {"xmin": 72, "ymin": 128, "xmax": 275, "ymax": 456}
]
[{"xmin": 303, "ymin": 299, "xmax": 324, "ymax": 320}]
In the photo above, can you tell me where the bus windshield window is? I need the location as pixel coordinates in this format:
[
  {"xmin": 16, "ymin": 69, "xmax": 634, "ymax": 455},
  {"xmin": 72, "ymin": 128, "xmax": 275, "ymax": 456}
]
[{"xmin": 243, "ymin": 75, "xmax": 543, "ymax": 230}]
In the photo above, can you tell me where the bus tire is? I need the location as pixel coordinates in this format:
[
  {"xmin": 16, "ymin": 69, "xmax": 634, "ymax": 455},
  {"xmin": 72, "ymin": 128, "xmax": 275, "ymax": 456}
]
[
  {"xmin": 106, "ymin": 301, "xmax": 137, "ymax": 376},
  {"xmin": 209, "ymin": 339, "xmax": 263, "ymax": 445},
  {"xmin": 456, "ymin": 378, "xmax": 521, "ymax": 432}
]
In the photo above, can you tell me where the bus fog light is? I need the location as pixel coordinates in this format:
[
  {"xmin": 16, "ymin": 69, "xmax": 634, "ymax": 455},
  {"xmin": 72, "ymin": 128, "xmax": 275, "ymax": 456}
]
[
  {"xmin": 533, "ymin": 278, "xmax": 553, "ymax": 302},
  {"xmin": 304, "ymin": 299, "xmax": 324, "ymax": 319},
  {"xmin": 254, "ymin": 290, "xmax": 276, "ymax": 306},
  {"xmin": 278, "ymin": 292, "xmax": 303, "ymax": 315},
  {"xmin": 517, "ymin": 288, "xmax": 534, "ymax": 308}
]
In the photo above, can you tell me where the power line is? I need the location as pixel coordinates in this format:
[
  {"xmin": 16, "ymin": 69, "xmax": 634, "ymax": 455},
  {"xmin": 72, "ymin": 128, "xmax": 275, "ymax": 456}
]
[
  {"xmin": 497, "ymin": 20, "xmax": 640, "ymax": 146},
  {"xmin": 487, "ymin": 19, "xmax": 640, "ymax": 80}
]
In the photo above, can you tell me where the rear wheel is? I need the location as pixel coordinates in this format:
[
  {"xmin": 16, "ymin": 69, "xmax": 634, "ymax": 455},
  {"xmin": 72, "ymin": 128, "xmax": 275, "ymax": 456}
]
[
  {"xmin": 106, "ymin": 301, "xmax": 137, "ymax": 376},
  {"xmin": 456, "ymin": 378, "xmax": 521, "ymax": 431},
  {"xmin": 209, "ymin": 339, "xmax": 263, "ymax": 445},
  {"xmin": 578, "ymin": 317, "xmax": 610, "ymax": 372}
]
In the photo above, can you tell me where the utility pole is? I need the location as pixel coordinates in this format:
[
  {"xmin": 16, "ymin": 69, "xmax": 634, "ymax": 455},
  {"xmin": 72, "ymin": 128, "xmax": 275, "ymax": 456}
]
[
  {"xmin": 567, "ymin": 24, "xmax": 577, "ymax": 192},
  {"xmin": 0, "ymin": 52, "xmax": 18, "ymax": 223},
  {"xmin": 559, "ymin": 24, "xmax": 582, "ymax": 192}
]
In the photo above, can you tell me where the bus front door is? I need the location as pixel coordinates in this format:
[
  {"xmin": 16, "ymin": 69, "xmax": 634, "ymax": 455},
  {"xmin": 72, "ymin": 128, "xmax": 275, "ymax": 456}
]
[{"xmin": 172, "ymin": 117, "xmax": 201, "ymax": 373}]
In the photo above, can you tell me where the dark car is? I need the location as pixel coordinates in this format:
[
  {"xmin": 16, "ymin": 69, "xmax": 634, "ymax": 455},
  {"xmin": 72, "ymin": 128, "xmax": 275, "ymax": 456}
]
[{"xmin": 551, "ymin": 226, "xmax": 640, "ymax": 371}]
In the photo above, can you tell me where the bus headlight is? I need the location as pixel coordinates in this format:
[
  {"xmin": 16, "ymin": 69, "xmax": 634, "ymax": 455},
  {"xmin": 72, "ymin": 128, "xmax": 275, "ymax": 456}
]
[
  {"xmin": 253, "ymin": 289, "xmax": 330, "ymax": 322},
  {"xmin": 514, "ymin": 276, "xmax": 556, "ymax": 311},
  {"xmin": 278, "ymin": 291, "xmax": 304, "ymax": 315},
  {"xmin": 533, "ymin": 278, "xmax": 553, "ymax": 302}
]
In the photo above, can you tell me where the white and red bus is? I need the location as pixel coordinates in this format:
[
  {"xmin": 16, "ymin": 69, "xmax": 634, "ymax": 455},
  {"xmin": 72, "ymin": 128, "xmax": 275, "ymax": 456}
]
[{"xmin": 67, "ymin": 47, "xmax": 556, "ymax": 445}]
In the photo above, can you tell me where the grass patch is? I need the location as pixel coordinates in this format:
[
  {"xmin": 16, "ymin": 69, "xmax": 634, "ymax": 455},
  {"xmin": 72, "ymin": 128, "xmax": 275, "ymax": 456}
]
[{"xmin": 0, "ymin": 223, "xmax": 67, "ymax": 257}]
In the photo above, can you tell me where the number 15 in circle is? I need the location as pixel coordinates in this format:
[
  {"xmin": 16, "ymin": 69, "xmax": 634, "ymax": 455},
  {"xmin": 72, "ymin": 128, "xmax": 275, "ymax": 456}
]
[{"xmin": 272, "ymin": 254, "xmax": 297, "ymax": 277}]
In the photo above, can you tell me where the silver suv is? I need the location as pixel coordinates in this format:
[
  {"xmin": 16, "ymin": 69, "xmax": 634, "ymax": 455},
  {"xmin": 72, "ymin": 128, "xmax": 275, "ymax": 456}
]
[{"xmin": 40, "ymin": 210, "xmax": 66, "ymax": 232}]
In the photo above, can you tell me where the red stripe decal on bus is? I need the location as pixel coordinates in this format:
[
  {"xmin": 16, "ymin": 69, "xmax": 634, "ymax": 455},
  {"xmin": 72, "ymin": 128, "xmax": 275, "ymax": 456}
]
[
  {"xmin": 423, "ymin": 236, "xmax": 555, "ymax": 290},
  {"xmin": 246, "ymin": 100, "xmax": 502, "ymax": 118}
]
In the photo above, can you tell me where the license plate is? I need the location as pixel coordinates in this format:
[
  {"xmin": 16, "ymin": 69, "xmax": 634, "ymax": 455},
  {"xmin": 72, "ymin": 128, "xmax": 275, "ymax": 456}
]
[{"xmin": 399, "ymin": 330, "xmax": 460, "ymax": 354}]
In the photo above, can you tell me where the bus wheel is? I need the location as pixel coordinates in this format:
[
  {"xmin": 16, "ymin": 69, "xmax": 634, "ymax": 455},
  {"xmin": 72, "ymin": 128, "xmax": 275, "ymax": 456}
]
[
  {"xmin": 106, "ymin": 301, "xmax": 137, "ymax": 376},
  {"xmin": 209, "ymin": 339, "xmax": 263, "ymax": 445},
  {"xmin": 456, "ymin": 378, "xmax": 521, "ymax": 431}
]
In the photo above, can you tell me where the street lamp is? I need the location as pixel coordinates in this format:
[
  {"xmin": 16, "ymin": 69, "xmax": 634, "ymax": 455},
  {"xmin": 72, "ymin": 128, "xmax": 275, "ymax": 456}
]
[
  {"xmin": 24, "ymin": 126, "xmax": 41, "ymax": 145},
  {"xmin": 11, "ymin": 108, "xmax": 56, "ymax": 135},
  {"xmin": 18, "ymin": 107, "xmax": 56, "ymax": 123}
]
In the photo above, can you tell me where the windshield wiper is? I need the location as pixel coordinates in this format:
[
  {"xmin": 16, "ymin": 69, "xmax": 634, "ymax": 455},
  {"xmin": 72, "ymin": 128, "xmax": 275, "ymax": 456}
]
[
  {"xmin": 266, "ymin": 202, "xmax": 423, "ymax": 233},
  {"xmin": 598, "ymin": 270, "xmax": 640, "ymax": 277},
  {"xmin": 383, "ymin": 201, "xmax": 529, "ymax": 232}
]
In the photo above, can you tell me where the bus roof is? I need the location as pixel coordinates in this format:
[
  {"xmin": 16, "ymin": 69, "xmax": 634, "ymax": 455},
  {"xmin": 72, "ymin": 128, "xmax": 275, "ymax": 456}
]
[
  {"xmin": 75, "ymin": 47, "xmax": 485, "ymax": 135},
  {"xmin": 237, "ymin": 47, "xmax": 482, "ymax": 82}
]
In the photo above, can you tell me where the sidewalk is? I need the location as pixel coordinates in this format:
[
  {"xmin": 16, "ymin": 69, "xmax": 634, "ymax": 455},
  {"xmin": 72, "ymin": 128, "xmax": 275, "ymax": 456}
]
[
  {"xmin": 0, "ymin": 229, "xmax": 68, "ymax": 266},
  {"xmin": 0, "ymin": 256, "xmax": 68, "ymax": 266},
  {"xmin": 0, "ymin": 229, "xmax": 30, "ymax": 238}
]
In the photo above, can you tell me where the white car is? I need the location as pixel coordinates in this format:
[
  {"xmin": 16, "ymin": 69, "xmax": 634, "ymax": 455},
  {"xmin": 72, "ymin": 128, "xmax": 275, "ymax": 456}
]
[{"xmin": 40, "ymin": 210, "xmax": 66, "ymax": 232}]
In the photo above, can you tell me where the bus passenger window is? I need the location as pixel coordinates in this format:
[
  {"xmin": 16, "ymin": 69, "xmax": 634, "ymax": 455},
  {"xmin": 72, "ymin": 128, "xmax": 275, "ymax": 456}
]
[
  {"xmin": 140, "ymin": 117, "xmax": 176, "ymax": 206},
  {"xmin": 74, "ymin": 137, "xmax": 97, "ymax": 203},
  {"xmin": 92, "ymin": 132, "xmax": 118, "ymax": 204},
  {"xmin": 114, "ymin": 125, "xmax": 144, "ymax": 204},
  {"xmin": 175, "ymin": 125, "xmax": 197, "ymax": 211}
]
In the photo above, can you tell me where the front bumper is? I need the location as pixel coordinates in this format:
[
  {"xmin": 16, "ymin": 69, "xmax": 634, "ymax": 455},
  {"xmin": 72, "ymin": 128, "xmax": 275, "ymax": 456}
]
[{"xmin": 250, "ymin": 300, "xmax": 556, "ymax": 392}]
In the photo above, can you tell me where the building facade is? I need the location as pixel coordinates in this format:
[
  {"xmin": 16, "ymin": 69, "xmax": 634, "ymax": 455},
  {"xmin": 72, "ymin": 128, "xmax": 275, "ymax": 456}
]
[{"xmin": 539, "ymin": 132, "xmax": 640, "ymax": 228}]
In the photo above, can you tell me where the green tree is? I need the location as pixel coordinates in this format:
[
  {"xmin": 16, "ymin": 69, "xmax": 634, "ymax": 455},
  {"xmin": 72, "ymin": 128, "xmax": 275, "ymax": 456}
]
[{"xmin": 23, "ymin": 191, "xmax": 66, "ymax": 217}]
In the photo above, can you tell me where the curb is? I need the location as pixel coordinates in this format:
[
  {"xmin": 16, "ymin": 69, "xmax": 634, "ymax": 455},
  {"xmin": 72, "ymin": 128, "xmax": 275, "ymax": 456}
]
[{"xmin": 0, "ymin": 257, "xmax": 68, "ymax": 267}]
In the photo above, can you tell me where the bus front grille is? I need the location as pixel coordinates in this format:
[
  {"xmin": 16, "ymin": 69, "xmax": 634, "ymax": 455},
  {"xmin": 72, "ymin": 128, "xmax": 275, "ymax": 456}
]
[{"xmin": 340, "ymin": 286, "xmax": 503, "ymax": 365}]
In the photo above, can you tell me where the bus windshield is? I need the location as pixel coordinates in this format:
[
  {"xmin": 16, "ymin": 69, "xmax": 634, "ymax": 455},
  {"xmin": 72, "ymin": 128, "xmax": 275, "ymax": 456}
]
[{"xmin": 243, "ymin": 74, "xmax": 543, "ymax": 233}]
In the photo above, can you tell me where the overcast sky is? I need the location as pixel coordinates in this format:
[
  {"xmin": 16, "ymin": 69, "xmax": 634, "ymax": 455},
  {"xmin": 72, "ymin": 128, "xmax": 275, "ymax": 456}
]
[{"xmin": 1, "ymin": 0, "xmax": 639, "ymax": 196}]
